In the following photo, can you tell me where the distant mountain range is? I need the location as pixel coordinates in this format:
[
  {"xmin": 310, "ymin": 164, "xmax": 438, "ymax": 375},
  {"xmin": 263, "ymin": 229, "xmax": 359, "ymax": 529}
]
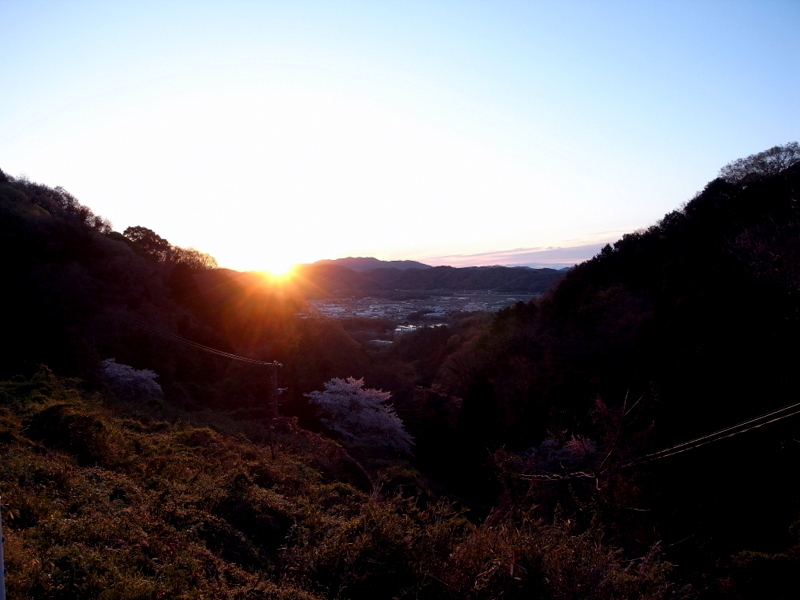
[
  {"xmin": 280, "ymin": 258, "xmax": 564, "ymax": 297},
  {"xmin": 312, "ymin": 257, "xmax": 431, "ymax": 272}
]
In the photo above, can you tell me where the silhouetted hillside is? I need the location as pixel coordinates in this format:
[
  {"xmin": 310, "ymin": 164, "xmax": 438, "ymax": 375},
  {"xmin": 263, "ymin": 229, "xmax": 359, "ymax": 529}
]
[
  {"xmin": 313, "ymin": 256, "xmax": 431, "ymax": 271},
  {"xmin": 442, "ymin": 145, "xmax": 800, "ymax": 595},
  {"xmin": 0, "ymin": 175, "xmax": 371, "ymax": 406},
  {"xmin": 292, "ymin": 263, "xmax": 390, "ymax": 296}
]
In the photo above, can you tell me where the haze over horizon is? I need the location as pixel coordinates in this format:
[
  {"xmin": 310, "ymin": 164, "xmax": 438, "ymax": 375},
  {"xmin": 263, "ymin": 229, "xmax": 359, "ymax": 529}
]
[{"xmin": 1, "ymin": 1, "xmax": 798, "ymax": 272}]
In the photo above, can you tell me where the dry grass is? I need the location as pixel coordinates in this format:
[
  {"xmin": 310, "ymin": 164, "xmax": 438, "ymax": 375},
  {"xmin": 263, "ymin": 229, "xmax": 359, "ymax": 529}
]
[{"xmin": 0, "ymin": 369, "xmax": 681, "ymax": 599}]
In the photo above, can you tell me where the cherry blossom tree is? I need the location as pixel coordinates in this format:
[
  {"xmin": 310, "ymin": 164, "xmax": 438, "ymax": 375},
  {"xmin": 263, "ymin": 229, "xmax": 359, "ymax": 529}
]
[
  {"xmin": 306, "ymin": 377, "xmax": 413, "ymax": 454},
  {"xmin": 100, "ymin": 358, "xmax": 163, "ymax": 399}
]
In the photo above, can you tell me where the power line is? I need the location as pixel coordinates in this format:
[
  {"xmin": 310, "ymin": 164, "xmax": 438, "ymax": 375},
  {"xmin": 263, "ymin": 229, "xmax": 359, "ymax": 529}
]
[
  {"xmin": 103, "ymin": 306, "xmax": 284, "ymax": 416},
  {"xmin": 515, "ymin": 401, "xmax": 800, "ymax": 482},
  {"xmin": 102, "ymin": 307, "xmax": 281, "ymax": 367},
  {"xmin": 624, "ymin": 402, "xmax": 800, "ymax": 466},
  {"xmin": 642, "ymin": 401, "xmax": 800, "ymax": 458}
]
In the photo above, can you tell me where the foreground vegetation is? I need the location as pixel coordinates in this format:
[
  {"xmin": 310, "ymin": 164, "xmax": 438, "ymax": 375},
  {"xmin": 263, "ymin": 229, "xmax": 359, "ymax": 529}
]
[{"xmin": 0, "ymin": 370, "xmax": 676, "ymax": 599}]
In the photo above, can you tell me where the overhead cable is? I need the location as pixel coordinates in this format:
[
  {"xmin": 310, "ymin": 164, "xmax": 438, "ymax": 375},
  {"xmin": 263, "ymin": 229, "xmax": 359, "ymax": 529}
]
[
  {"xmin": 101, "ymin": 306, "xmax": 281, "ymax": 367},
  {"xmin": 624, "ymin": 402, "xmax": 800, "ymax": 466},
  {"xmin": 515, "ymin": 401, "xmax": 800, "ymax": 482}
]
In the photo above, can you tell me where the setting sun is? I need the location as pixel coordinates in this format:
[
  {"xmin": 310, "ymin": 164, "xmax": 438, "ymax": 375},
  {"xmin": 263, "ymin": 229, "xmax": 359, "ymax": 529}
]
[{"xmin": 259, "ymin": 259, "xmax": 298, "ymax": 280}]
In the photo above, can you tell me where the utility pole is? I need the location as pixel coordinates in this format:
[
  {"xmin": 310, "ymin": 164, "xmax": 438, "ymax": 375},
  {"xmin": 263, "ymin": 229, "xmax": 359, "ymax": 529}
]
[
  {"xmin": 265, "ymin": 362, "xmax": 282, "ymax": 460},
  {"xmin": 267, "ymin": 362, "xmax": 282, "ymax": 418}
]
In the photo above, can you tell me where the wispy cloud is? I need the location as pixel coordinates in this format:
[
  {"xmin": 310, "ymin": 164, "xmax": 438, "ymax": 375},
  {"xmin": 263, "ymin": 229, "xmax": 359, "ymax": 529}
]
[{"xmin": 423, "ymin": 232, "xmax": 629, "ymax": 268}]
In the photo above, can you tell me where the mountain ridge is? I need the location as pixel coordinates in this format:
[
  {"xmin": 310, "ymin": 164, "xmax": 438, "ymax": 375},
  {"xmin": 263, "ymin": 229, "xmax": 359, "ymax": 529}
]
[{"xmin": 312, "ymin": 256, "xmax": 431, "ymax": 272}]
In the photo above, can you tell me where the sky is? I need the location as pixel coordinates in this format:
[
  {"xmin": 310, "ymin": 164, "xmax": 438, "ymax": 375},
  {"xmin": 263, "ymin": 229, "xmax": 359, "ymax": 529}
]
[{"xmin": 1, "ymin": 1, "xmax": 798, "ymax": 273}]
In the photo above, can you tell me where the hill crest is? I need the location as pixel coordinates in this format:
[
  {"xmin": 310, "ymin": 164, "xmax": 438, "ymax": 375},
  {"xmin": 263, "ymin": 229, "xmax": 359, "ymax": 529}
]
[{"xmin": 312, "ymin": 256, "xmax": 431, "ymax": 272}]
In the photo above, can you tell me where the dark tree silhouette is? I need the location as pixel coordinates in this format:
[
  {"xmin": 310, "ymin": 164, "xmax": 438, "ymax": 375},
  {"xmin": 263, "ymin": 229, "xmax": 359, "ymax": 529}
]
[
  {"xmin": 7, "ymin": 176, "xmax": 112, "ymax": 232},
  {"xmin": 719, "ymin": 141, "xmax": 800, "ymax": 183},
  {"xmin": 167, "ymin": 245, "xmax": 219, "ymax": 269},
  {"xmin": 123, "ymin": 226, "xmax": 218, "ymax": 268},
  {"xmin": 123, "ymin": 225, "xmax": 172, "ymax": 261}
]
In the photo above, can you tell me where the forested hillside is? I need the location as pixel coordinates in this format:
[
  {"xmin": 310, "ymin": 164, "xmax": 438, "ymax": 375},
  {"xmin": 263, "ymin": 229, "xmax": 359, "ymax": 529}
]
[
  {"xmin": 439, "ymin": 143, "xmax": 800, "ymax": 595},
  {"xmin": 0, "ymin": 143, "xmax": 799, "ymax": 598}
]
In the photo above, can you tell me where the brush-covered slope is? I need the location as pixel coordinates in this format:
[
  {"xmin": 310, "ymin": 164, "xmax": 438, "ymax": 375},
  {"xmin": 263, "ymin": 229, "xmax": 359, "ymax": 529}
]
[{"xmin": 0, "ymin": 370, "xmax": 678, "ymax": 600}]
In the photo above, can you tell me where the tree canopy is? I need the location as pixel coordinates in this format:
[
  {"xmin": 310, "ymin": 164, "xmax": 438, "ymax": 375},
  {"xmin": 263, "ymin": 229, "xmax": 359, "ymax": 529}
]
[
  {"xmin": 123, "ymin": 225, "xmax": 218, "ymax": 268},
  {"xmin": 718, "ymin": 141, "xmax": 800, "ymax": 183}
]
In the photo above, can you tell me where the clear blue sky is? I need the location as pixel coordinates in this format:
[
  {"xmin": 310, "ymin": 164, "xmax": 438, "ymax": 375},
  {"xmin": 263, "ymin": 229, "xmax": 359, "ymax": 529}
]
[{"xmin": 2, "ymin": 1, "xmax": 798, "ymax": 271}]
